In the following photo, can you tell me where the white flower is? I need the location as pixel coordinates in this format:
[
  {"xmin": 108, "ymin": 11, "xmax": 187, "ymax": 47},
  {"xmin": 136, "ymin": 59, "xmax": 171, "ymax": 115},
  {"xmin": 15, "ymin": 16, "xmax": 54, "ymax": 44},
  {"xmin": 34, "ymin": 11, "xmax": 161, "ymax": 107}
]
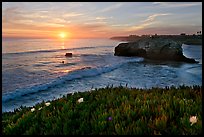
[
  {"xmin": 45, "ymin": 102, "xmax": 51, "ymax": 106},
  {"xmin": 38, "ymin": 107, "xmax": 42, "ymax": 110},
  {"xmin": 190, "ymin": 116, "xmax": 198, "ymax": 126},
  {"xmin": 78, "ymin": 98, "xmax": 83, "ymax": 103},
  {"xmin": 72, "ymin": 92, "xmax": 74, "ymax": 95},
  {"xmin": 31, "ymin": 108, "xmax": 35, "ymax": 112}
]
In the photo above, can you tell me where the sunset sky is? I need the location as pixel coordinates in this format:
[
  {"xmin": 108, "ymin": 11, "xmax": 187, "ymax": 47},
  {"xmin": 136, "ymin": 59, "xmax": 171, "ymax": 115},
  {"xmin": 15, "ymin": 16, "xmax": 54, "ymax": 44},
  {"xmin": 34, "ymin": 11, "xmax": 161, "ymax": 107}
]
[{"xmin": 2, "ymin": 2, "xmax": 202, "ymax": 39}]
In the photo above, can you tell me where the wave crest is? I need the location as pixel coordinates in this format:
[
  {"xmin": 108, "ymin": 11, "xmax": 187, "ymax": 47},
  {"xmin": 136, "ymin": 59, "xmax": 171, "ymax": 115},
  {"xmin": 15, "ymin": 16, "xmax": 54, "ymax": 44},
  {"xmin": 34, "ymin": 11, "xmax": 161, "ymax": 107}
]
[{"xmin": 2, "ymin": 57, "xmax": 143, "ymax": 102}]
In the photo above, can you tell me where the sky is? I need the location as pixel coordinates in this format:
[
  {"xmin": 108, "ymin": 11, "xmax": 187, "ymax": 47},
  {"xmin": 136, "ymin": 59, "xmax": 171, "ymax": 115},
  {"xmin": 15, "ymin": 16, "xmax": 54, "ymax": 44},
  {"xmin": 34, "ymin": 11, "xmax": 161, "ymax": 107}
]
[{"xmin": 2, "ymin": 2, "xmax": 202, "ymax": 39}]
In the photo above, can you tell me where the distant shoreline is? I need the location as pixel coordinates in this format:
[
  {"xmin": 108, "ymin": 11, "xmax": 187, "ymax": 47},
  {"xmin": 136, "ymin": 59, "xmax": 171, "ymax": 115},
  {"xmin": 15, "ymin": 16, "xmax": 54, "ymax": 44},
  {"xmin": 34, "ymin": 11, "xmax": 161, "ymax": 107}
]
[{"xmin": 110, "ymin": 34, "xmax": 202, "ymax": 45}]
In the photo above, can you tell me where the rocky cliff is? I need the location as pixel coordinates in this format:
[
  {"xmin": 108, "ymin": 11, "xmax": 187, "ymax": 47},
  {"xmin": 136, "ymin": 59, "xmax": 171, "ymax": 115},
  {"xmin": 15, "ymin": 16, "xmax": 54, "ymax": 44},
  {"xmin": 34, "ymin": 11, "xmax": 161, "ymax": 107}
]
[{"xmin": 114, "ymin": 37, "xmax": 198, "ymax": 63}]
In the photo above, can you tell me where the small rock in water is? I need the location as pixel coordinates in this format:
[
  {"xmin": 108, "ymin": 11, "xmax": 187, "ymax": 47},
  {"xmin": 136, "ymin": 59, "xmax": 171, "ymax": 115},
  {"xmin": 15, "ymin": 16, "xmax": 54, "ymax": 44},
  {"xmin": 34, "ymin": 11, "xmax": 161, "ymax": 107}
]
[{"xmin": 65, "ymin": 53, "xmax": 72, "ymax": 57}]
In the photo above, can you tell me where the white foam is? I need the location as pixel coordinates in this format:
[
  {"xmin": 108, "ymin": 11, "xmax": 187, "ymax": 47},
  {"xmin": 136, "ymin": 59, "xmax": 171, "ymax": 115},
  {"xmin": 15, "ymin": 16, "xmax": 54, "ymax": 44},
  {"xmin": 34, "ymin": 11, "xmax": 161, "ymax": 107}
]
[
  {"xmin": 2, "ymin": 57, "xmax": 143, "ymax": 102},
  {"xmin": 2, "ymin": 45, "xmax": 113, "ymax": 56}
]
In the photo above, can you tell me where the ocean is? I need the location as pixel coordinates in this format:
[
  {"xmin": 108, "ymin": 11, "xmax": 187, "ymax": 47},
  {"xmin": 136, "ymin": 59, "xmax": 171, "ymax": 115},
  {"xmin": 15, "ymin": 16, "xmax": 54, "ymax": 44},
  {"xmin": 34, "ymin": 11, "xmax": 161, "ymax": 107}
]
[{"xmin": 2, "ymin": 38, "xmax": 202, "ymax": 112}]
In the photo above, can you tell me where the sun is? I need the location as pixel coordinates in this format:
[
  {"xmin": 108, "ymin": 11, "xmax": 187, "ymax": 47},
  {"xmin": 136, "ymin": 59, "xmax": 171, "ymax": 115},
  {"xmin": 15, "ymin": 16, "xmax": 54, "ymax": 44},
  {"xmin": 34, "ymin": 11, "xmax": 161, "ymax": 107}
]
[
  {"xmin": 57, "ymin": 31, "xmax": 72, "ymax": 40},
  {"xmin": 59, "ymin": 32, "xmax": 67, "ymax": 39}
]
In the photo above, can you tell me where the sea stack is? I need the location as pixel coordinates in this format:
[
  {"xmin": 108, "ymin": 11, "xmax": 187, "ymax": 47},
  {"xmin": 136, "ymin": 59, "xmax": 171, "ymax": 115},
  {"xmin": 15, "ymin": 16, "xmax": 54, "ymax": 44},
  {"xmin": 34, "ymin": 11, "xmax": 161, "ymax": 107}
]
[{"xmin": 114, "ymin": 37, "xmax": 198, "ymax": 63}]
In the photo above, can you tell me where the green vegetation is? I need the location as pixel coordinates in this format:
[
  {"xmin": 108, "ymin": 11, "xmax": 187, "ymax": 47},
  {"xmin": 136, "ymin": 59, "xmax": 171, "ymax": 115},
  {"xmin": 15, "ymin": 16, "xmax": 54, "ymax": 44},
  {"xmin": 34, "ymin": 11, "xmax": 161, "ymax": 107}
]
[
  {"xmin": 172, "ymin": 36, "xmax": 202, "ymax": 45},
  {"xmin": 2, "ymin": 85, "xmax": 202, "ymax": 135}
]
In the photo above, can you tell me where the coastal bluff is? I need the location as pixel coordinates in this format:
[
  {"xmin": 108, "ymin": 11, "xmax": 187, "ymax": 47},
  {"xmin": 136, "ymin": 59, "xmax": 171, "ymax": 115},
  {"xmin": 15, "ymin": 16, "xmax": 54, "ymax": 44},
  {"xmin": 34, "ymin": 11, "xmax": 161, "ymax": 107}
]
[{"xmin": 114, "ymin": 37, "xmax": 198, "ymax": 63}]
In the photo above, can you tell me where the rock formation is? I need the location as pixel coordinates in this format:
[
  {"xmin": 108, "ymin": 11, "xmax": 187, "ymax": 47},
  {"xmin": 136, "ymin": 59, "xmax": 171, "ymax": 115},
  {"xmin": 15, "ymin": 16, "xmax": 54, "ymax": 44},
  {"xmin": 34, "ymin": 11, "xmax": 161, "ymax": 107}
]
[
  {"xmin": 114, "ymin": 37, "xmax": 198, "ymax": 63},
  {"xmin": 65, "ymin": 53, "xmax": 72, "ymax": 57}
]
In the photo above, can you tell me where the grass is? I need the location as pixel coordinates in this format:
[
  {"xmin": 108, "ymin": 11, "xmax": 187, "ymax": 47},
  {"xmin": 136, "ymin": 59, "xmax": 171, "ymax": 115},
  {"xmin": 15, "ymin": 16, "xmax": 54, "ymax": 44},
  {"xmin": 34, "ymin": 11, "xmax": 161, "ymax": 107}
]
[{"xmin": 2, "ymin": 85, "xmax": 202, "ymax": 135}]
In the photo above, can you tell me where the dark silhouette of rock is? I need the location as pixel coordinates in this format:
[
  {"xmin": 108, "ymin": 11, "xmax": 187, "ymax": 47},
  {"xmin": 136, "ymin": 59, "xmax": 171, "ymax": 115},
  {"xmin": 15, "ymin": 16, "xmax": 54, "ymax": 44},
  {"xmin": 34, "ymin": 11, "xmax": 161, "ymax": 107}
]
[
  {"xmin": 114, "ymin": 37, "xmax": 198, "ymax": 63},
  {"xmin": 65, "ymin": 53, "xmax": 72, "ymax": 57}
]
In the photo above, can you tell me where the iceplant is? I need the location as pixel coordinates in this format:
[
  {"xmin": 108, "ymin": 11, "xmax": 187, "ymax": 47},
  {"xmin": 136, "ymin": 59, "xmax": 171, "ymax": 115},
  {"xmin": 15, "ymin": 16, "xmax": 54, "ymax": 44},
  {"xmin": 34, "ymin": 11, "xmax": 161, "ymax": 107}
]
[
  {"xmin": 45, "ymin": 102, "xmax": 51, "ymax": 106},
  {"xmin": 31, "ymin": 108, "xmax": 35, "ymax": 112},
  {"xmin": 38, "ymin": 107, "xmax": 42, "ymax": 111},
  {"xmin": 107, "ymin": 116, "xmax": 112, "ymax": 121},
  {"xmin": 190, "ymin": 116, "xmax": 198, "ymax": 126},
  {"xmin": 78, "ymin": 98, "xmax": 83, "ymax": 103}
]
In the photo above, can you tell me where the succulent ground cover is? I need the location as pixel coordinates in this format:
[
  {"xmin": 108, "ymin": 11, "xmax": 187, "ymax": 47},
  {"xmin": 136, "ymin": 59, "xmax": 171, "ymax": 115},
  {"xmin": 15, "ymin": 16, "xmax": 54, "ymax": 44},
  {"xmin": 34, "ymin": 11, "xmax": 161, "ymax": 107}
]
[{"xmin": 2, "ymin": 85, "xmax": 202, "ymax": 135}]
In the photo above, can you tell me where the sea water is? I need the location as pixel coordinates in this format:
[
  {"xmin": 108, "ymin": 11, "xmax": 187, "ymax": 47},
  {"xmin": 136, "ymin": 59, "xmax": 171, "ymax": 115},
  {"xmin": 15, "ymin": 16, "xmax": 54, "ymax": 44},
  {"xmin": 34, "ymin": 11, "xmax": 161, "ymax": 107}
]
[{"xmin": 2, "ymin": 38, "xmax": 202, "ymax": 112}]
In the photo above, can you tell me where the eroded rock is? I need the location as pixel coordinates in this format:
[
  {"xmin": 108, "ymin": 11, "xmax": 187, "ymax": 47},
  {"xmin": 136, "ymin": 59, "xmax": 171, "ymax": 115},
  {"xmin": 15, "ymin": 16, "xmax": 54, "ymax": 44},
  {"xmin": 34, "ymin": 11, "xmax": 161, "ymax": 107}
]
[{"xmin": 114, "ymin": 37, "xmax": 198, "ymax": 63}]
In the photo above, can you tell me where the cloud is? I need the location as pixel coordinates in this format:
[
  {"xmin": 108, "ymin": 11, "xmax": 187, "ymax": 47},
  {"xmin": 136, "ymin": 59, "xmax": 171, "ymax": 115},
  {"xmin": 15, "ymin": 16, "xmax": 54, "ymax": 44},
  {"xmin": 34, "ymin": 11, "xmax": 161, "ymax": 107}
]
[
  {"xmin": 152, "ymin": 2, "xmax": 201, "ymax": 8},
  {"xmin": 142, "ymin": 13, "xmax": 171, "ymax": 23},
  {"xmin": 63, "ymin": 12, "xmax": 84, "ymax": 18},
  {"xmin": 111, "ymin": 24, "xmax": 132, "ymax": 27},
  {"xmin": 79, "ymin": 23, "xmax": 107, "ymax": 30},
  {"xmin": 84, "ymin": 21, "xmax": 107, "ymax": 25},
  {"xmin": 127, "ymin": 13, "xmax": 171, "ymax": 32},
  {"xmin": 99, "ymin": 3, "xmax": 124, "ymax": 12},
  {"xmin": 2, "ymin": 6, "xmax": 69, "ymax": 30},
  {"xmin": 2, "ymin": 6, "xmax": 22, "ymax": 23},
  {"xmin": 2, "ymin": 2, "xmax": 201, "ymax": 38},
  {"xmin": 81, "ymin": 16, "xmax": 113, "ymax": 25},
  {"xmin": 96, "ymin": 17, "xmax": 107, "ymax": 20},
  {"xmin": 152, "ymin": 2, "xmax": 162, "ymax": 5},
  {"xmin": 49, "ymin": 18, "xmax": 70, "ymax": 24}
]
